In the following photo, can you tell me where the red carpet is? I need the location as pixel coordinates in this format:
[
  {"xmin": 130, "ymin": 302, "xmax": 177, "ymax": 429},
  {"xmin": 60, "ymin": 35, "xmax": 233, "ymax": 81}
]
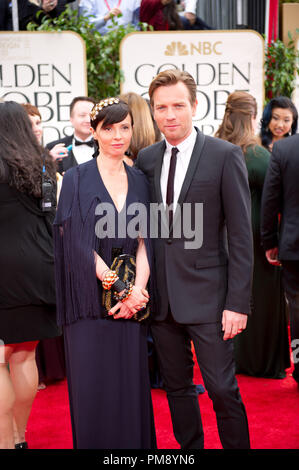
[{"xmin": 26, "ymin": 362, "xmax": 299, "ymax": 449}]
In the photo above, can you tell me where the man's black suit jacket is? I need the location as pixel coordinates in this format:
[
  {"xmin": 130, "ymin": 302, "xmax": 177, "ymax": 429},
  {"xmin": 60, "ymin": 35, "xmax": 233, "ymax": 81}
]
[
  {"xmin": 261, "ymin": 133, "xmax": 299, "ymax": 261},
  {"xmin": 136, "ymin": 128, "xmax": 253, "ymax": 324},
  {"xmin": 46, "ymin": 135, "xmax": 77, "ymax": 174}
]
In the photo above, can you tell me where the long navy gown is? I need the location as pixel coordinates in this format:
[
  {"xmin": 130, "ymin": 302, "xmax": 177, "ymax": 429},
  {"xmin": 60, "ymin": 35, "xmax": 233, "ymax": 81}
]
[{"xmin": 53, "ymin": 158, "xmax": 156, "ymax": 449}]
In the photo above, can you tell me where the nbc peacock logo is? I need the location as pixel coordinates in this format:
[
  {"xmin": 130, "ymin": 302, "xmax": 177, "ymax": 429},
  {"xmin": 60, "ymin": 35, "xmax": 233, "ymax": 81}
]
[{"xmin": 164, "ymin": 41, "xmax": 188, "ymax": 56}]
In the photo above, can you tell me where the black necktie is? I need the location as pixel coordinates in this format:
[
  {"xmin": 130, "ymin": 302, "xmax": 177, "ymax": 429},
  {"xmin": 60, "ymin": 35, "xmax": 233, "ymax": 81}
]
[
  {"xmin": 74, "ymin": 139, "xmax": 94, "ymax": 147},
  {"xmin": 166, "ymin": 147, "xmax": 179, "ymax": 229}
]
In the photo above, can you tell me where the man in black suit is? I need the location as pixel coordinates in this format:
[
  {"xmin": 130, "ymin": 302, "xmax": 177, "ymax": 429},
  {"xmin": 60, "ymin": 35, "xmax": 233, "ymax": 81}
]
[
  {"xmin": 261, "ymin": 133, "xmax": 299, "ymax": 387},
  {"xmin": 136, "ymin": 69, "xmax": 253, "ymax": 449},
  {"xmin": 46, "ymin": 96, "xmax": 95, "ymax": 174}
]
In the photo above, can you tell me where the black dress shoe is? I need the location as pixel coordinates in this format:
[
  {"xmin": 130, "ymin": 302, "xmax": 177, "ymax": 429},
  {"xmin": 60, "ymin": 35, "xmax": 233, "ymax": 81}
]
[{"xmin": 15, "ymin": 442, "xmax": 28, "ymax": 449}]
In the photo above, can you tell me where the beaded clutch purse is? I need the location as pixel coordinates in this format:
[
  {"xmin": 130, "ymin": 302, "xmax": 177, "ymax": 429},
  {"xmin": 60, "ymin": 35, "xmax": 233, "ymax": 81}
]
[{"xmin": 102, "ymin": 254, "xmax": 150, "ymax": 322}]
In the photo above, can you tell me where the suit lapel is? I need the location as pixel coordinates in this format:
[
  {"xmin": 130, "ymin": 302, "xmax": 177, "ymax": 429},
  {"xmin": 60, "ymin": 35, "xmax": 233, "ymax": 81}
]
[{"xmin": 69, "ymin": 150, "xmax": 78, "ymax": 167}]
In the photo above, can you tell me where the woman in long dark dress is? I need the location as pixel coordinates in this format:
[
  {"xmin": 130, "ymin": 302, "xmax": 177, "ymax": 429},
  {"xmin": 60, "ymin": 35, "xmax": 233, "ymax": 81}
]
[
  {"xmin": 0, "ymin": 101, "xmax": 60, "ymax": 448},
  {"xmin": 215, "ymin": 91, "xmax": 290, "ymax": 378},
  {"xmin": 53, "ymin": 98, "xmax": 157, "ymax": 449}
]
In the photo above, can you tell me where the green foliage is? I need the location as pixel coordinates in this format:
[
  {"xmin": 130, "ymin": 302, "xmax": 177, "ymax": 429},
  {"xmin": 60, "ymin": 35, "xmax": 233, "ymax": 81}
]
[
  {"xmin": 264, "ymin": 31, "xmax": 299, "ymax": 103},
  {"xmin": 280, "ymin": 1, "xmax": 299, "ymax": 4},
  {"xmin": 27, "ymin": 6, "xmax": 147, "ymax": 100}
]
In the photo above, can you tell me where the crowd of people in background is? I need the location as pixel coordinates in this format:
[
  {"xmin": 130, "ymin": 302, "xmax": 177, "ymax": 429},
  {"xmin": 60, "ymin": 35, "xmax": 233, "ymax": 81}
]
[{"xmin": 0, "ymin": 0, "xmax": 211, "ymax": 32}]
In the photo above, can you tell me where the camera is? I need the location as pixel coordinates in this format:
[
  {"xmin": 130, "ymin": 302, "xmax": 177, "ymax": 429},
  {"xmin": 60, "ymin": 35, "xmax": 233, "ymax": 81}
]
[
  {"xmin": 41, "ymin": 177, "xmax": 55, "ymax": 212},
  {"xmin": 40, "ymin": 154, "xmax": 56, "ymax": 212}
]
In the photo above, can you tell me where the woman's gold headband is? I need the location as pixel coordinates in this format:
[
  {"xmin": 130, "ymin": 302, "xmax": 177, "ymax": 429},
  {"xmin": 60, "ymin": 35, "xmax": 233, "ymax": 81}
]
[{"xmin": 90, "ymin": 97, "xmax": 120, "ymax": 121}]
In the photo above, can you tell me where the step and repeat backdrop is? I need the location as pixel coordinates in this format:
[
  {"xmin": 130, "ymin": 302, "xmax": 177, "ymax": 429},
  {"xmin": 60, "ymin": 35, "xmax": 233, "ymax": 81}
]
[
  {"xmin": 120, "ymin": 30, "xmax": 264, "ymax": 136},
  {"xmin": 0, "ymin": 31, "xmax": 87, "ymax": 145},
  {"xmin": 0, "ymin": 30, "xmax": 265, "ymax": 142}
]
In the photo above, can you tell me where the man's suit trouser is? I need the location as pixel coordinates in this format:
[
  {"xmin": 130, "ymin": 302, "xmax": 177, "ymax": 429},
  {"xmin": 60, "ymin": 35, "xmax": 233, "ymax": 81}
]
[
  {"xmin": 151, "ymin": 313, "xmax": 250, "ymax": 449},
  {"xmin": 282, "ymin": 260, "xmax": 299, "ymax": 384}
]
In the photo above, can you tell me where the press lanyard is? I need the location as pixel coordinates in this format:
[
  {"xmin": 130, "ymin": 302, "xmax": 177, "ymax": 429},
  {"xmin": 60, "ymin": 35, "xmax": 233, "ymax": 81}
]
[{"xmin": 104, "ymin": 0, "xmax": 122, "ymax": 10}]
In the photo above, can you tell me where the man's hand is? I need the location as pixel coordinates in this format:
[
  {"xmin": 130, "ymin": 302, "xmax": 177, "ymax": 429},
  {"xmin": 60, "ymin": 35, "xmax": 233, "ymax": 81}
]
[
  {"xmin": 104, "ymin": 8, "xmax": 122, "ymax": 22},
  {"xmin": 49, "ymin": 143, "xmax": 68, "ymax": 161},
  {"xmin": 222, "ymin": 310, "xmax": 248, "ymax": 340},
  {"xmin": 184, "ymin": 12, "xmax": 196, "ymax": 25},
  {"xmin": 265, "ymin": 247, "xmax": 281, "ymax": 266},
  {"xmin": 42, "ymin": 0, "xmax": 58, "ymax": 13}
]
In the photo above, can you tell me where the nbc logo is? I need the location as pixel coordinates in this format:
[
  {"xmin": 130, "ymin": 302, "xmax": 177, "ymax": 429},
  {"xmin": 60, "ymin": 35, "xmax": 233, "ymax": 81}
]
[
  {"xmin": 165, "ymin": 41, "xmax": 188, "ymax": 56},
  {"xmin": 164, "ymin": 41, "xmax": 222, "ymax": 56}
]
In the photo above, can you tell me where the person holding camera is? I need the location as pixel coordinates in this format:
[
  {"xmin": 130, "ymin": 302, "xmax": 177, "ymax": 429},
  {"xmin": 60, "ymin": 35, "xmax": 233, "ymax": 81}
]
[
  {"xmin": 17, "ymin": 0, "xmax": 76, "ymax": 29},
  {"xmin": 21, "ymin": 103, "xmax": 67, "ymax": 389},
  {"xmin": 0, "ymin": 101, "xmax": 60, "ymax": 449}
]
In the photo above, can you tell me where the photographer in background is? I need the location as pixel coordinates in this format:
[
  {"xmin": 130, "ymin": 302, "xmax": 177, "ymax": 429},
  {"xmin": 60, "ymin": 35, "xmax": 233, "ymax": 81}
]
[
  {"xmin": 46, "ymin": 96, "xmax": 95, "ymax": 174},
  {"xmin": 0, "ymin": 101, "xmax": 60, "ymax": 449},
  {"xmin": 22, "ymin": 103, "xmax": 66, "ymax": 389},
  {"xmin": 17, "ymin": 0, "xmax": 75, "ymax": 29}
]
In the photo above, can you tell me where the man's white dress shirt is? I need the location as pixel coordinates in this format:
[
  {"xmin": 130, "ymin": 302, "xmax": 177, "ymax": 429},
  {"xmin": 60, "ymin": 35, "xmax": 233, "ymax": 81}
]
[
  {"xmin": 160, "ymin": 127, "xmax": 197, "ymax": 213},
  {"xmin": 72, "ymin": 134, "xmax": 94, "ymax": 165}
]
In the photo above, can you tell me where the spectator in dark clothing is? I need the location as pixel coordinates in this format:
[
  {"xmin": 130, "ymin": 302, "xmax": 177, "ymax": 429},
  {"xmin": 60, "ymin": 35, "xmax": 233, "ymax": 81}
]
[
  {"xmin": 0, "ymin": 0, "xmax": 11, "ymax": 30},
  {"xmin": 18, "ymin": 0, "xmax": 75, "ymax": 30},
  {"xmin": 140, "ymin": 0, "xmax": 182, "ymax": 31},
  {"xmin": 179, "ymin": 0, "xmax": 212, "ymax": 30}
]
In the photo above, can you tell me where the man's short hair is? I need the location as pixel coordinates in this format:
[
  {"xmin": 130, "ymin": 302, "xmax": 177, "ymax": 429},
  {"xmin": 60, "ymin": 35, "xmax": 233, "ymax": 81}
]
[
  {"xmin": 70, "ymin": 96, "xmax": 96, "ymax": 115},
  {"xmin": 149, "ymin": 69, "xmax": 197, "ymax": 106}
]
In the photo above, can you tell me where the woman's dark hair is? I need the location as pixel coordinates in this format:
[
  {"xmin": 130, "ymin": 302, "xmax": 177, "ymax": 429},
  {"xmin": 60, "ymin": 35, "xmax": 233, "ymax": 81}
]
[
  {"xmin": 163, "ymin": 1, "xmax": 182, "ymax": 30},
  {"xmin": 0, "ymin": 101, "xmax": 56, "ymax": 197},
  {"xmin": 260, "ymin": 96, "xmax": 298, "ymax": 150},
  {"xmin": 90, "ymin": 99, "xmax": 133, "ymax": 156}
]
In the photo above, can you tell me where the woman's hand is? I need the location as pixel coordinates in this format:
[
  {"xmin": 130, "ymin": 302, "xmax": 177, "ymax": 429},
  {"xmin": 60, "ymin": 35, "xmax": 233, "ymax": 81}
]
[
  {"xmin": 108, "ymin": 286, "xmax": 149, "ymax": 319},
  {"xmin": 110, "ymin": 302, "xmax": 133, "ymax": 320}
]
